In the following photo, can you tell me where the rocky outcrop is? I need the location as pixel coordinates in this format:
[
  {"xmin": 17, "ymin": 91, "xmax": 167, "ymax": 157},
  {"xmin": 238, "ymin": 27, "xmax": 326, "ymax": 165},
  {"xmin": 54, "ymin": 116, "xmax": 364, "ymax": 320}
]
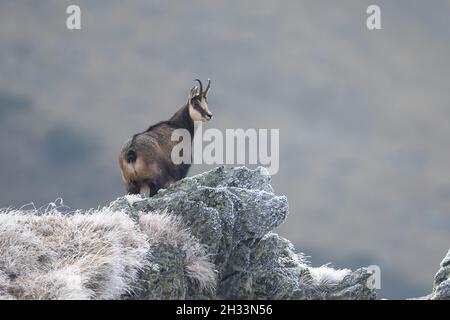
[
  {"xmin": 111, "ymin": 166, "xmax": 377, "ymax": 300},
  {"xmin": 420, "ymin": 250, "xmax": 450, "ymax": 300},
  {"xmin": 2, "ymin": 165, "xmax": 447, "ymax": 300}
]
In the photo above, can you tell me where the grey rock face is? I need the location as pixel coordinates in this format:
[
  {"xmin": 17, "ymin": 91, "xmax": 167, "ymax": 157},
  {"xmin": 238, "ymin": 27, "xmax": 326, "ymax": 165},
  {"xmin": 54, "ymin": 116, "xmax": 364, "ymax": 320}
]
[
  {"xmin": 110, "ymin": 166, "xmax": 377, "ymax": 300},
  {"xmin": 424, "ymin": 250, "xmax": 450, "ymax": 300},
  {"xmin": 2, "ymin": 166, "xmax": 447, "ymax": 299}
]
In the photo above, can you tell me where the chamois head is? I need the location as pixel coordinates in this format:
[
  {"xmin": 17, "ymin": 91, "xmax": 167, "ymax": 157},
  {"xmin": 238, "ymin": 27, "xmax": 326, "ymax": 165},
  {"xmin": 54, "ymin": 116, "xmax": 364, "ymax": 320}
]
[{"xmin": 188, "ymin": 79, "xmax": 212, "ymax": 122}]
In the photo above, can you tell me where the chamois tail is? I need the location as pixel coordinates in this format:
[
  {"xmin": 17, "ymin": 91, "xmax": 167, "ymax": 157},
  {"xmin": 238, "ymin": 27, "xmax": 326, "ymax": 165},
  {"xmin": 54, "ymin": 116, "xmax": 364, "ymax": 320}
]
[
  {"xmin": 125, "ymin": 133, "xmax": 140, "ymax": 163},
  {"xmin": 125, "ymin": 149, "xmax": 137, "ymax": 163}
]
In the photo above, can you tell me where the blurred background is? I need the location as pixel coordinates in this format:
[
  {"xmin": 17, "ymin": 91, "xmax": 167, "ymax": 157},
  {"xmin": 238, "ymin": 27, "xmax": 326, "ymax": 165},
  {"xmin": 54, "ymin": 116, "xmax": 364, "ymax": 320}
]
[{"xmin": 1, "ymin": 0, "xmax": 449, "ymax": 298}]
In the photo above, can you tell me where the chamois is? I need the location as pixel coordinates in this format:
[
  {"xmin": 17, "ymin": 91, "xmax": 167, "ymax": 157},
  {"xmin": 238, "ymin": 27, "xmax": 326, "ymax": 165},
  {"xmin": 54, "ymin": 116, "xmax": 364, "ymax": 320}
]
[{"xmin": 119, "ymin": 79, "xmax": 212, "ymax": 196}]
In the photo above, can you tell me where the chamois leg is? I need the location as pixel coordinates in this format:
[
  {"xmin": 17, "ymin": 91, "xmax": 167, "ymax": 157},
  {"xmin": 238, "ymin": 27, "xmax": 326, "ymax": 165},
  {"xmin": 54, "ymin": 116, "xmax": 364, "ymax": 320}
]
[
  {"xmin": 149, "ymin": 182, "xmax": 158, "ymax": 197},
  {"xmin": 127, "ymin": 181, "xmax": 140, "ymax": 195},
  {"xmin": 139, "ymin": 184, "xmax": 151, "ymax": 197}
]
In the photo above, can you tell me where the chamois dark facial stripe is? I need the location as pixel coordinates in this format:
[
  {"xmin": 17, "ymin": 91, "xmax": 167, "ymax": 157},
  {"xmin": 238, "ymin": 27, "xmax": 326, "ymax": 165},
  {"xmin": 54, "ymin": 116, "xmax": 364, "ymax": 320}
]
[{"xmin": 194, "ymin": 101, "xmax": 209, "ymax": 117}]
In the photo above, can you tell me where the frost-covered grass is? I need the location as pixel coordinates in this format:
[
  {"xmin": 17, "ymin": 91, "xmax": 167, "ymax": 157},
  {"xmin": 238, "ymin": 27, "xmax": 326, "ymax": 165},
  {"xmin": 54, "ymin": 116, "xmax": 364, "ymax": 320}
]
[
  {"xmin": 139, "ymin": 211, "xmax": 216, "ymax": 293},
  {"xmin": 308, "ymin": 265, "xmax": 351, "ymax": 291},
  {"xmin": 0, "ymin": 200, "xmax": 216, "ymax": 300}
]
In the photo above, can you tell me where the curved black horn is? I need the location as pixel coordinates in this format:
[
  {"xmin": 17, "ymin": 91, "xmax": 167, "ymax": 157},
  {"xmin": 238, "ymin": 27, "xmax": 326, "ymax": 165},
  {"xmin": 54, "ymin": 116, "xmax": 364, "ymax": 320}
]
[
  {"xmin": 204, "ymin": 79, "xmax": 211, "ymax": 96},
  {"xmin": 195, "ymin": 79, "xmax": 203, "ymax": 95}
]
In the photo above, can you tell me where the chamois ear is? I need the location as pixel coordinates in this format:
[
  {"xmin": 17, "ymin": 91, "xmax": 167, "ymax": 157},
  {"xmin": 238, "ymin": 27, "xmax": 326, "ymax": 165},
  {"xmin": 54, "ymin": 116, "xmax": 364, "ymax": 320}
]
[{"xmin": 188, "ymin": 86, "xmax": 200, "ymax": 103}]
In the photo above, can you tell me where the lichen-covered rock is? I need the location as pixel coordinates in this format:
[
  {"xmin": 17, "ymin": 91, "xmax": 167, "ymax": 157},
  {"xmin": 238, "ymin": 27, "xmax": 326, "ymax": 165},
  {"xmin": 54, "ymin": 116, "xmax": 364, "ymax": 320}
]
[
  {"xmin": 126, "ymin": 166, "xmax": 288, "ymax": 280},
  {"xmin": 328, "ymin": 268, "xmax": 377, "ymax": 300},
  {"xmin": 422, "ymin": 250, "xmax": 450, "ymax": 300},
  {"xmin": 112, "ymin": 166, "xmax": 377, "ymax": 300},
  {"xmin": 4, "ymin": 165, "xmax": 449, "ymax": 300}
]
